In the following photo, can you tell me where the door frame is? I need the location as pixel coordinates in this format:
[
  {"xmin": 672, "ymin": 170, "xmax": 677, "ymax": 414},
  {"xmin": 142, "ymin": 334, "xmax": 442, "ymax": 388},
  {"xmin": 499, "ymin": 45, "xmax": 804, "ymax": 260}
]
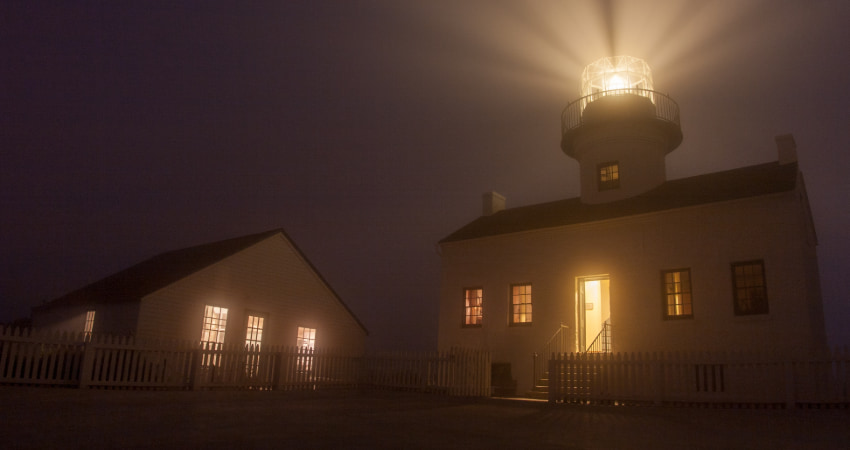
[{"xmin": 576, "ymin": 274, "xmax": 610, "ymax": 352}]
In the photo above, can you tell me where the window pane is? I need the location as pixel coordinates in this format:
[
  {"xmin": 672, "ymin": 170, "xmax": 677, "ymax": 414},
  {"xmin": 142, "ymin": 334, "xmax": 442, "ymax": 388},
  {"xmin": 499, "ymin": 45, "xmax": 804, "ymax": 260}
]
[
  {"xmin": 463, "ymin": 288, "xmax": 483, "ymax": 326},
  {"xmin": 510, "ymin": 283, "xmax": 533, "ymax": 325},
  {"xmin": 662, "ymin": 269, "xmax": 693, "ymax": 319},
  {"xmin": 732, "ymin": 261, "xmax": 768, "ymax": 315}
]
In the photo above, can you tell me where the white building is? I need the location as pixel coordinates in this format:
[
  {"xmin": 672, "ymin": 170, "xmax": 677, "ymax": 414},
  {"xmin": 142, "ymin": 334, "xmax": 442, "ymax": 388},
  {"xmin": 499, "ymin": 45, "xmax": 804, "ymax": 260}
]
[
  {"xmin": 32, "ymin": 229, "xmax": 368, "ymax": 354},
  {"xmin": 437, "ymin": 56, "xmax": 826, "ymax": 394}
]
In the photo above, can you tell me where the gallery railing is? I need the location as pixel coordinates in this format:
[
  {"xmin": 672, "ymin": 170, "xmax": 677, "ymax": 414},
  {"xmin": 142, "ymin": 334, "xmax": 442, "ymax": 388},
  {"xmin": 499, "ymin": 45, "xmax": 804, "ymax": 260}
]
[{"xmin": 561, "ymin": 88, "xmax": 681, "ymax": 134}]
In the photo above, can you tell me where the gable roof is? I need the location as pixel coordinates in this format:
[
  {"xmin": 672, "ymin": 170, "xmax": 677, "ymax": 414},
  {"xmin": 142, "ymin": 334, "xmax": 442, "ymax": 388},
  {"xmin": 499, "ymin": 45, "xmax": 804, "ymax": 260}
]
[
  {"xmin": 35, "ymin": 228, "xmax": 368, "ymax": 335},
  {"xmin": 440, "ymin": 161, "xmax": 799, "ymax": 244}
]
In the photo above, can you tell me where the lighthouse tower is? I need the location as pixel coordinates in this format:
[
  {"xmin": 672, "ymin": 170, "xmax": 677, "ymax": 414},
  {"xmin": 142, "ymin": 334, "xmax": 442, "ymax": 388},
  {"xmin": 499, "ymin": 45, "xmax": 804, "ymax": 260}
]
[{"xmin": 561, "ymin": 56, "xmax": 682, "ymax": 204}]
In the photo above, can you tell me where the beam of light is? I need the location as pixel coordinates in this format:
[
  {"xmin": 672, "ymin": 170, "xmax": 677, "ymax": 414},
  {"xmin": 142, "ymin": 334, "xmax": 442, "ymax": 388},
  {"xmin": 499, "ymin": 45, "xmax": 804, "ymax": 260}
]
[{"xmin": 392, "ymin": 0, "xmax": 798, "ymax": 98}]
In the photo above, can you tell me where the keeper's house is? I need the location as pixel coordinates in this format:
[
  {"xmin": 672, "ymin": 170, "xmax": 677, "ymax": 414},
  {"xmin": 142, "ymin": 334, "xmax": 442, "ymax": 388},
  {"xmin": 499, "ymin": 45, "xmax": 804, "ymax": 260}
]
[{"xmin": 32, "ymin": 229, "xmax": 368, "ymax": 354}]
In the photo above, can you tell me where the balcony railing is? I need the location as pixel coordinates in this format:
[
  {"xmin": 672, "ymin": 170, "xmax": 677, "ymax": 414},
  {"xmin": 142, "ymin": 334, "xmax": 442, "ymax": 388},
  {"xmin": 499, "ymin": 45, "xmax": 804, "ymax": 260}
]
[{"xmin": 561, "ymin": 88, "xmax": 680, "ymax": 135}]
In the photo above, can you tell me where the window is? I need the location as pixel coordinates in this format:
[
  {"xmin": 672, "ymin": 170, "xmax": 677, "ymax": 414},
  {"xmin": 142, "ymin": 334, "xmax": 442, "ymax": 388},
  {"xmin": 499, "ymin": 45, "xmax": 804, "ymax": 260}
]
[
  {"xmin": 296, "ymin": 327, "xmax": 316, "ymax": 372},
  {"xmin": 598, "ymin": 161, "xmax": 620, "ymax": 191},
  {"xmin": 245, "ymin": 314, "xmax": 265, "ymax": 376},
  {"xmin": 296, "ymin": 326, "xmax": 316, "ymax": 349},
  {"xmin": 463, "ymin": 288, "xmax": 483, "ymax": 327},
  {"xmin": 732, "ymin": 260, "xmax": 768, "ymax": 315},
  {"xmin": 83, "ymin": 310, "xmax": 95, "ymax": 339},
  {"xmin": 245, "ymin": 314, "xmax": 265, "ymax": 349},
  {"xmin": 510, "ymin": 284, "xmax": 532, "ymax": 325},
  {"xmin": 200, "ymin": 305, "xmax": 228, "ymax": 366},
  {"xmin": 662, "ymin": 269, "xmax": 693, "ymax": 319}
]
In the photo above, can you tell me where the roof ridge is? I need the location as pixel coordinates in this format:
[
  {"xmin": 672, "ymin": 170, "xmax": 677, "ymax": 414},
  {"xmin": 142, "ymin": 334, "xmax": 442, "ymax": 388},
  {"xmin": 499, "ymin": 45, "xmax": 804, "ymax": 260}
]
[{"xmin": 440, "ymin": 161, "xmax": 796, "ymax": 243}]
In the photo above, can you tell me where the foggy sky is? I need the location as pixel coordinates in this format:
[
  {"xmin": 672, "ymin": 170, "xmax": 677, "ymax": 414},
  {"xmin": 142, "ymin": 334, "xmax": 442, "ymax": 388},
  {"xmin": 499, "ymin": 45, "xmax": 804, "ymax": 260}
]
[{"xmin": 2, "ymin": 1, "xmax": 849, "ymax": 349}]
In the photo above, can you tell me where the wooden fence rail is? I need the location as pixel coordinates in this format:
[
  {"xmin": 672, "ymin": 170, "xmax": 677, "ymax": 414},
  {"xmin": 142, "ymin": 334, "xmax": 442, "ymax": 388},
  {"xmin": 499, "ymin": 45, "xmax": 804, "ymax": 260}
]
[
  {"xmin": 0, "ymin": 327, "xmax": 490, "ymax": 396},
  {"xmin": 548, "ymin": 349, "xmax": 850, "ymax": 408}
]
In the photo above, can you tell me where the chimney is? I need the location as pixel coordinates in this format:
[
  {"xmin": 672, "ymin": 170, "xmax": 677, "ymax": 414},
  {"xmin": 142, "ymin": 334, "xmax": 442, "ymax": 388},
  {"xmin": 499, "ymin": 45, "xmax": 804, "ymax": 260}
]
[
  {"xmin": 776, "ymin": 134, "xmax": 797, "ymax": 165},
  {"xmin": 482, "ymin": 191, "xmax": 506, "ymax": 216}
]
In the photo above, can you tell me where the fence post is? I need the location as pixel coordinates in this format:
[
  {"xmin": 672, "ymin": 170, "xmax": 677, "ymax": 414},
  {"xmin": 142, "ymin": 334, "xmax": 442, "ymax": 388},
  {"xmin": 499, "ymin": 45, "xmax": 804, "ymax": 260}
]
[
  {"xmin": 188, "ymin": 348, "xmax": 202, "ymax": 391},
  {"xmin": 653, "ymin": 352, "xmax": 663, "ymax": 406},
  {"xmin": 78, "ymin": 340, "xmax": 96, "ymax": 389},
  {"xmin": 548, "ymin": 353, "xmax": 560, "ymax": 404},
  {"xmin": 784, "ymin": 360, "xmax": 795, "ymax": 409}
]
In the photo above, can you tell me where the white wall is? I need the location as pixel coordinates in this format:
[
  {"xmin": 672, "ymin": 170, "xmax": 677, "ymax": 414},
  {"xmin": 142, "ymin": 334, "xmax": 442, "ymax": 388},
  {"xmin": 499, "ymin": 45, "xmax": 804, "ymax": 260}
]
[
  {"xmin": 136, "ymin": 234, "xmax": 367, "ymax": 354},
  {"xmin": 438, "ymin": 184, "xmax": 826, "ymax": 393}
]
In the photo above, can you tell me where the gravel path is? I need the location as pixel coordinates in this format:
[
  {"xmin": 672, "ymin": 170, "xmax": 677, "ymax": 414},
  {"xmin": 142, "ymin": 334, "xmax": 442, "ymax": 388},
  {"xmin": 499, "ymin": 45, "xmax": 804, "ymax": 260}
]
[{"xmin": 2, "ymin": 387, "xmax": 849, "ymax": 449}]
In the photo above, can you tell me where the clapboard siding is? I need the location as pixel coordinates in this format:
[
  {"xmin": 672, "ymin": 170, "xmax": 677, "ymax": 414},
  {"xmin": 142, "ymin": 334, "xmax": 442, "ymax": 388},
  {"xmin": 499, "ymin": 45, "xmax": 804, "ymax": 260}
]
[
  {"xmin": 136, "ymin": 234, "xmax": 366, "ymax": 353},
  {"xmin": 439, "ymin": 185, "xmax": 826, "ymax": 393}
]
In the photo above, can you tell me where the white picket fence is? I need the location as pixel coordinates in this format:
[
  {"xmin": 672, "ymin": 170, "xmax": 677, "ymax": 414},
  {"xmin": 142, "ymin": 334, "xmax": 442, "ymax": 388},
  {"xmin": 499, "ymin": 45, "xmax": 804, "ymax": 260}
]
[
  {"xmin": 0, "ymin": 327, "xmax": 490, "ymax": 396},
  {"xmin": 548, "ymin": 350, "xmax": 850, "ymax": 408}
]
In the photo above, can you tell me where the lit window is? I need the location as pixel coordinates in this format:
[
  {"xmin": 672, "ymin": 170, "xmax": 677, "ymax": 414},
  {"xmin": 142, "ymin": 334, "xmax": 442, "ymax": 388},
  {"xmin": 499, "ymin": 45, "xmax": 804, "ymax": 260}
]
[
  {"xmin": 732, "ymin": 260, "xmax": 768, "ymax": 315},
  {"xmin": 84, "ymin": 310, "xmax": 95, "ymax": 339},
  {"xmin": 245, "ymin": 314, "xmax": 265, "ymax": 376},
  {"xmin": 662, "ymin": 269, "xmax": 693, "ymax": 319},
  {"xmin": 245, "ymin": 315, "xmax": 264, "ymax": 349},
  {"xmin": 296, "ymin": 326, "xmax": 315, "ymax": 349},
  {"xmin": 510, "ymin": 284, "xmax": 532, "ymax": 325},
  {"xmin": 463, "ymin": 288, "xmax": 483, "ymax": 327},
  {"xmin": 296, "ymin": 327, "xmax": 316, "ymax": 372},
  {"xmin": 200, "ymin": 305, "xmax": 228, "ymax": 366},
  {"xmin": 598, "ymin": 161, "xmax": 620, "ymax": 191}
]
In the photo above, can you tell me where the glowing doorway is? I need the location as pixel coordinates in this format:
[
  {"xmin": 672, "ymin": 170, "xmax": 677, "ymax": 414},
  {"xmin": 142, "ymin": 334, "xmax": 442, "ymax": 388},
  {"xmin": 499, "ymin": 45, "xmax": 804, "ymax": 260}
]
[{"xmin": 578, "ymin": 276, "xmax": 610, "ymax": 352}]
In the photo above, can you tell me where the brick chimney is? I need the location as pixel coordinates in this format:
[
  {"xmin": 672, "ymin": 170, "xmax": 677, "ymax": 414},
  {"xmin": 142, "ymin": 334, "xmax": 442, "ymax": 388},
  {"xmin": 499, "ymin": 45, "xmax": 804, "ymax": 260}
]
[
  {"xmin": 776, "ymin": 134, "xmax": 797, "ymax": 165},
  {"xmin": 482, "ymin": 191, "xmax": 506, "ymax": 216}
]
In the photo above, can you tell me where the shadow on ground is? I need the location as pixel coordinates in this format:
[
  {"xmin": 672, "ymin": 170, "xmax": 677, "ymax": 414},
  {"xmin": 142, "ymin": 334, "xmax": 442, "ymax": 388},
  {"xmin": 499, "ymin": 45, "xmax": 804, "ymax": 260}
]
[{"xmin": 2, "ymin": 387, "xmax": 849, "ymax": 449}]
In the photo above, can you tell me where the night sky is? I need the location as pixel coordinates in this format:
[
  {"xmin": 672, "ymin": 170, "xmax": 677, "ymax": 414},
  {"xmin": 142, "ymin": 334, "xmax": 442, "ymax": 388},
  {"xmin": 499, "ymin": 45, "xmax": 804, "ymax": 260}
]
[{"xmin": 2, "ymin": 1, "xmax": 849, "ymax": 350}]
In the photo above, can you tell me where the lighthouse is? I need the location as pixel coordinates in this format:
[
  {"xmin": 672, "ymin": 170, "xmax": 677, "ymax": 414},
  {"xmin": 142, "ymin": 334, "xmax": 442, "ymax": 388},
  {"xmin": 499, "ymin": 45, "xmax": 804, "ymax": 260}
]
[{"xmin": 560, "ymin": 56, "xmax": 683, "ymax": 204}]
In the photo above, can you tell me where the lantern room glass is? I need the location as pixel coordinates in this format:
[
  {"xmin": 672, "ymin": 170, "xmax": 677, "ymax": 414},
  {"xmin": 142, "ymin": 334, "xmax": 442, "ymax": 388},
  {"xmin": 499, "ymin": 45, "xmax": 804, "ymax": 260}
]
[{"xmin": 581, "ymin": 56, "xmax": 654, "ymax": 98}]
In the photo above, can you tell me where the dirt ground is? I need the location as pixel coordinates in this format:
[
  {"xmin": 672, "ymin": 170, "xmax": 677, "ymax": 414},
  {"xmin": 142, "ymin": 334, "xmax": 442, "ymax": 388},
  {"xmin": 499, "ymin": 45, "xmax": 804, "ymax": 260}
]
[{"xmin": 1, "ymin": 387, "xmax": 849, "ymax": 449}]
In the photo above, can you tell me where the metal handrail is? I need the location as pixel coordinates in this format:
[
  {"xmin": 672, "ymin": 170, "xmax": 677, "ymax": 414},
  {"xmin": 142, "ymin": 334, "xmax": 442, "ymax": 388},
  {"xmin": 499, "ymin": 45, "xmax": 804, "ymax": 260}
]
[
  {"xmin": 585, "ymin": 320, "xmax": 612, "ymax": 353},
  {"xmin": 561, "ymin": 88, "xmax": 680, "ymax": 135},
  {"xmin": 532, "ymin": 323, "xmax": 569, "ymax": 388}
]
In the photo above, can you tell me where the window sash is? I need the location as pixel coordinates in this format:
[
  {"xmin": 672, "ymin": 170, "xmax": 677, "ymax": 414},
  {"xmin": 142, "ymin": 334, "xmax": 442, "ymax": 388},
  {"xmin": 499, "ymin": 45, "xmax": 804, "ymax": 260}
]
[
  {"xmin": 463, "ymin": 288, "xmax": 483, "ymax": 327},
  {"xmin": 662, "ymin": 269, "xmax": 693, "ymax": 318},
  {"xmin": 732, "ymin": 261, "xmax": 768, "ymax": 315},
  {"xmin": 598, "ymin": 161, "xmax": 620, "ymax": 190},
  {"xmin": 510, "ymin": 284, "xmax": 533, "ymax": 324}
]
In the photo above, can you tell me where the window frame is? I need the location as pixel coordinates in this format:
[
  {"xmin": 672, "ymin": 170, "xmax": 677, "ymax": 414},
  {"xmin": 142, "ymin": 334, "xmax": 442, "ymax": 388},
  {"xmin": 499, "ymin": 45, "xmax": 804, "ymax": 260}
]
[
  {"xmin": 200, "ymin": 305, "xmax": 228, "ymax": 366},
  {"xmin": 83, "ymin": 310, "xmax": 96, "ymax": 340},
  {"xmin": 296, "ymin": 326, "xmax": 316, "ymax": 350},
  {"xmin": 509, "ymin": 283, "xmax": 533, "ymax": 326},
  {"xmin": 597, "ymin": 161, "xmax": 620, "ymax": 191},
  {"xmin": 296, "ymin": 326, "xmax": 317, "ymax": 372},
  {"xmin": 661, "ymin": 269, "xmax": 694, "ymax": 320},
  {"xmin": 244, "ymin": 312, "xmax": 266, "ymax": 350},
  {"xmin": 731, "ymin": 260, "xmax": 769, "ymax": 316},
  {"xmin": 462, "ymin": 287, "xmax": 484, "ymax": 328},
  {"xmin": 244, "ymin": 312, "xmax": 266, "ymax": 377}
]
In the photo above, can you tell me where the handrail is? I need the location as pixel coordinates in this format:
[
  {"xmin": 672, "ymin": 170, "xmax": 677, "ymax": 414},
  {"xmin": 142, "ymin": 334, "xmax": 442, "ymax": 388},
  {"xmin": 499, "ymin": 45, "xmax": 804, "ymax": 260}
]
[
  {"xmin": 532, "ymin": 323, "xmax": 569, "ymax": 388},
  {"xmin": 561, "ymin": 88, "xmax": 680, "ymax": 135},
  {"xmin": 585, "ymin": 320, "xmax": 612, "ymax": 353}
]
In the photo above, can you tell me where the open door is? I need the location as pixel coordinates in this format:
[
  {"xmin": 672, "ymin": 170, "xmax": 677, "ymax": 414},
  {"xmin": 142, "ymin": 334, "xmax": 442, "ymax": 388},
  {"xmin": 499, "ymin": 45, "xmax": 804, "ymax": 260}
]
[{"xmin": 578, "ymin": 276, "xmax": 610, "ymax": 352}]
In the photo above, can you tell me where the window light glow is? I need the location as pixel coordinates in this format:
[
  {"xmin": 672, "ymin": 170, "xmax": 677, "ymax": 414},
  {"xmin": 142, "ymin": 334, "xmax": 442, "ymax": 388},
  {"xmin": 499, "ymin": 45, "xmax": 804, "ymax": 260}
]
[
  {"xmin": 510, "ymin": 284, "xmax": 532, "ymax": 325},
  {"xmin": 463, "ymin": 288, "xmax": 483, "ymax": 327},
  {"xmin": 245, "ymin": 315, "xmax": 265, "ymax": 376},
  {"xmin": 201, "ymin": 305, "xmax": 228, "ymax": 366},
  {"xmin": 297, "ymin": 326, "xmax": 316, "ymax": 349},
  {"xmin": 296, "ymin": 326, "xmax": 317, "ymax": 372},
  {"xmin": 84, "ymin": 310, "xmax": 95, "ymax": 338}
]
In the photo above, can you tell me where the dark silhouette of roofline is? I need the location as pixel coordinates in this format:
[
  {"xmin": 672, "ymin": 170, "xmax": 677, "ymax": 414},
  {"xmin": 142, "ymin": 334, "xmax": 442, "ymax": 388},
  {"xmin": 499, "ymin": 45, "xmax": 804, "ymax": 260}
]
[
  {"xmin": 440, "ymin": 161, "xmax": 799, "ymax": 244},
  {"xmin": 34, "ymin": 228, "xmax": 369, "ymax": 335}
]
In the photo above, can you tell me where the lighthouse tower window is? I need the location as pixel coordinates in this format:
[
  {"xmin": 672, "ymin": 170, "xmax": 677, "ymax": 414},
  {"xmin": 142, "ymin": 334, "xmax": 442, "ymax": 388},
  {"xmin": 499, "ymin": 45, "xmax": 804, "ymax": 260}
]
[{"xmin": 598, "ymin": 161, "xmax": 620, "ymax": 191}]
